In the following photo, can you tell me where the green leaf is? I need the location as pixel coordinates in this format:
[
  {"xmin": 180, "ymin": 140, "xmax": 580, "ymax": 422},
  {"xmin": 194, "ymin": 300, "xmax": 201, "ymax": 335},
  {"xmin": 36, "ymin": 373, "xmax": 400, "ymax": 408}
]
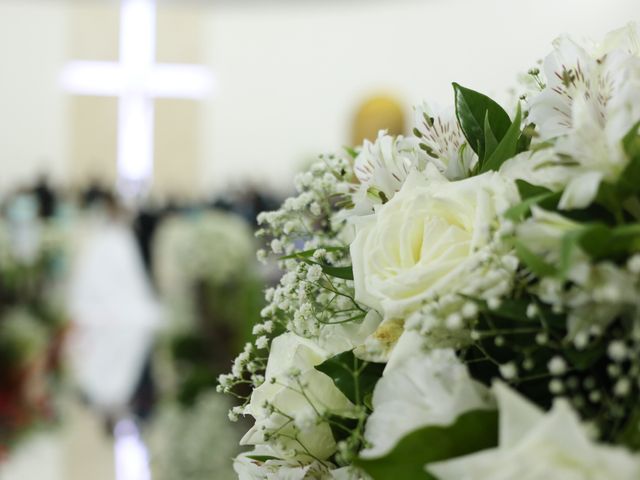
[
  {"xmin": 514, "ymin": 240, "xmax": 556, "ymax": 277},
  {"xmin": 319, "ymin": 265, "xmax": 353, "ymax": 280},
  {"xmin": 483, "ymin": 112, "xmax": 499, "ymax": 161},
  {"xmin": 609, "ymin": 223, "xmax": 640, "ymax": 255},
  {"xmin": 516, "ymin": 122, "xmax": 536, "ymax": 153},
  {"xmin": 623, "ymin": 120, "xmax": 640, "ymax": 157},
  {"xmin": 453, "ymin": 83, "xmax": 511, "ymax": 161},
  {"xmin": 280, "ymin": 246, "xmax": 347, "ymax": 260},
  {"xmin": 515, "ymin": 179, "xmax": 553, "ymax": 200},
  {"xmin": 617, "ymin": 120, "xmax": 640, "ymax": 198},
  {"xmin": 327, "ymin": 414, "xmax": 359, "ymax": 443},
  {"xmin": 595, "ymin": 182, "xmax": 624, "ymax": 224},
  {"xmin": 279, "ymin": 247, "xmax": 353, "ymax": 279},
  {"xmin": 460, "ymin": 295, "xmax": 534, "ymax": 324},
  {"xmin": 245, "ymin": 455, "xmax": 280, "ymax": 462},
  {"xmin": 559, "ymin": 229, "xmax": 585, "ymax": 278},
  {"xmin": 481, "ymin": 104, "xmax": 522, "ymax": 173},
  {"xmin": 344, "ymin": 146, "xmax": 359, "ymax": 159},
  {"xmin": 355, "ymin": 409, "xmax": 498, "ymax": 480},
  {"xmin": 503, "ymin": 190, "xmax": 561, "ymax": 221},
  {"xmin": 564, "ymin": 341, "xmax": 607, "ymax": 370},
  {"xmin": 315, "ymin": 350, "xmax": 384, "ymax": 405},
  {"xmin": 617, "ymin": 404, "xmax": 640, "ymax": 450},
  {"xmin": 487, "ymin": 298, "xmax": 531, "ymax": 323},
  {"xmin": 574, "ymin": 224, "xmax": 612, "ymax": 259},
  {"xmin": 576, "ymin": 223, "xmax": 640, "ymax": 261}
]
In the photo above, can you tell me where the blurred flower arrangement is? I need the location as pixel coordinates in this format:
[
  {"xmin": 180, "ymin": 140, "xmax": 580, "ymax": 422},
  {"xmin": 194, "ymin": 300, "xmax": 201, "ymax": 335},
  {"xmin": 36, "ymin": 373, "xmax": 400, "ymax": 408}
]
[
  {"xmin": 147, "ymin": 390, "xmax": 240, "ymax": 480},
  {"xmin": 148, "ymin": 210, "xmax": 264, "ymax": 479},
  {"xmin": 220, "ymin": 24, "xmax": 640, "ymax": 479},
  {"xmin": 0, "ymin": 219, "xmax": 68, "ymax": 460}
]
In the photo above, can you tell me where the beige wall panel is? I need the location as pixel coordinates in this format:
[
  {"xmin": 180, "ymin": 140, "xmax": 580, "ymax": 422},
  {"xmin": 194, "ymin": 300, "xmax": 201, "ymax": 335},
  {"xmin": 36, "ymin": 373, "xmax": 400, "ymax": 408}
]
[
  {"xmin": 69, "ymin": 97, "xmax": 118, "ymax": 187},
  {"xmin": 153, "ymin": 99, "xmax": 200, "ymax": 200},
  {"xmin": 157, "ymin": 5, "xmax": 203, "ymax": 63},
  {"xmin": 68, "ymin": 3, "xmax": 119, "ymax": 61},
  {"xmin": 68, "ymin": 3, "xmax": 119, "ymax": 188}
]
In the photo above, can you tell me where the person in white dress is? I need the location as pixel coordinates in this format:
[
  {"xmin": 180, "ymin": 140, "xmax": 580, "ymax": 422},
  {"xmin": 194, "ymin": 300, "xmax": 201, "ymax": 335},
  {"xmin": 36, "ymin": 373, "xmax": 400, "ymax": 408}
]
[{"xmin": 66, "ymin": 195, "xmax": 162, "ymax": 418}]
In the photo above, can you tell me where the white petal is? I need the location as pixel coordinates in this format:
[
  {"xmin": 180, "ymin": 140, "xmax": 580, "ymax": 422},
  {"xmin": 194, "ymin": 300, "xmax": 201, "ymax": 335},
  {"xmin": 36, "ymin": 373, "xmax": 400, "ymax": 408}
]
[{"xmin": 558, "ymin": 171, "xmax": 603, "ymax": 210}]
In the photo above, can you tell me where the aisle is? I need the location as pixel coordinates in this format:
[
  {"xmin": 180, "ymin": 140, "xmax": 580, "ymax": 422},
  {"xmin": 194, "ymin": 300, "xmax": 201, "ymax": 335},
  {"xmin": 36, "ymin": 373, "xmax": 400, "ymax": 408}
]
[
  {"xmin": 0, "ymin": 397, "xmax": 115, "ymax": 480},
  {"xmin": 63, "ymin": 398, "xmax": 115, "ymax": 480}
]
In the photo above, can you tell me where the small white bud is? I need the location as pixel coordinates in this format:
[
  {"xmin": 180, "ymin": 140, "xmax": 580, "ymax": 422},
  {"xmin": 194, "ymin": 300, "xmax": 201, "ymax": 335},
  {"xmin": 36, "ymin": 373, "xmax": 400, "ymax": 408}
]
[{"xmin": 547, "ymin": 356, "xmax": 567, "ymax": 376}]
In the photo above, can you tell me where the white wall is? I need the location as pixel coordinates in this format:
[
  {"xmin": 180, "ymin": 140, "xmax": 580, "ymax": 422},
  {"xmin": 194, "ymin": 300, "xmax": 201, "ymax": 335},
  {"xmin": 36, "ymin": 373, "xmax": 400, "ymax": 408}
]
[
  {"xmin": 201, "ymin": 0, "xmax": 640, "ymax": 194},
  {"xmin": 0, "ymin": 2, "xmax": 69, "ymax": 195},
  {"xmin": 0, "ymin": 0, "xmax": 638, "ymax": 197}
]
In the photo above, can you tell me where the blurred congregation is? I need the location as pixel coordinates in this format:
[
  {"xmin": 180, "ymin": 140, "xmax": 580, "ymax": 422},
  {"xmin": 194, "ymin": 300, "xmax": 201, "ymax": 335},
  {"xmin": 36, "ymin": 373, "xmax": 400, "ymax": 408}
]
[{"xmin": 0, "ymin": 175, "xmax": 279, "ymax": 479}]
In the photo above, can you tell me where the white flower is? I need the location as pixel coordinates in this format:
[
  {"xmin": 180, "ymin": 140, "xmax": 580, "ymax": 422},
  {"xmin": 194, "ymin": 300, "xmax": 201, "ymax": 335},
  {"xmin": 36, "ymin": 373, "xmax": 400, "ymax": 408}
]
[
  {"xmin": 234, "ymin": 446, "xmax": 328, "ymax": 480},
  {"xmin": 241, "ymin": 333, "xmax": 355, "ymax": 461},
  {"xmin": 524, "ymin": 24, "xmax": 640, "ymax": 209},
  {"xmin": 429, "ymin": 382, "xmax": 640, "ymax": 480},
  {"xmin": 514, "ymin": 208, "xmax": 640, "ymax": 336},
  {"xmin": 499, "ymin": 148, "xmax": 575, "ymax": 195},
  {"xmin": 348, "ymin": 131, "xmax": 428, "ymax": 217},
  {"xmin": 514, "ymin": 206, "xmax": 582, "ymax": 264},
  {"xmin": 350, "ymin": 165, "xmax": 518, "ymax": 320},
  {"xmin": 361, "ymin": 348, "xmax": 493, "ymax": 458},
  {"xmin": 316, "ymin": 309, "xmax": 382, "ymax": 356},
  {"xmin": 234, "ymin": 446, "xmax": 358, "ymax": 480},
  {"xmin": 147, "ymin": 392, "xmax": 240, "ymax": 480},
  {"xmin": 413, "ymin": 101, "xmax": 477, "ymax": 179}
]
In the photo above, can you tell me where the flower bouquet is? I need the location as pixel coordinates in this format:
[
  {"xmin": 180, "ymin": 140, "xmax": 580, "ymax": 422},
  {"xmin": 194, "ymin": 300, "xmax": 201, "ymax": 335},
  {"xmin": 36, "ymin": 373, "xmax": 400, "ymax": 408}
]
[
  {"xmin": 153, "ymin": 210, "xmax": 264, "ymax": 404},
  {"xmin": 0, "ymin": 220, "xmax": 68, "ymax": 459},
  {"xmin": 148, "ymin": 210, "xmax": 263, "ymax": 479},
  {"xmin": 221, "ymin": 24, "xmax": 640, "ymax": 479}
]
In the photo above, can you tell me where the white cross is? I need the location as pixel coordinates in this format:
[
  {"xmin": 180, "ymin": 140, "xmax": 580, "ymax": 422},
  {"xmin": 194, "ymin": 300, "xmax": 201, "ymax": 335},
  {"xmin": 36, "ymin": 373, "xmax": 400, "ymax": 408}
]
[{"xmin": 60, "ymin": 0, "xmax": 213, "ymax": 196}]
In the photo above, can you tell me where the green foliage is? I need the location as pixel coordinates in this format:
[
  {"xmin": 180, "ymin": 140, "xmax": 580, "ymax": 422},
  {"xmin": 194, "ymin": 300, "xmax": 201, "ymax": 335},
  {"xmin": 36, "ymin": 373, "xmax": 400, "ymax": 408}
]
[
  {"xmin": 513, "ymin": 239, "xmax": 556, "ymax": 277},
  {"xmin": 281, "ymin": 247, "xmax": 354, "ymax": 280},
  {"xmin": 516, "ymin": 179, "xmax": 553, "ymax": 200},
  {"xmin": 617, "ymin": 405, "xmax": 640, "ymax": 450},
  {"xmin": 344, "ymin": 146, "xmax": 360, "ymax": 159},
  {"xmin": 315, "ymin": 350, "xmax": 384, "ymax": 405},
  {"xmin": 504, "ymin": 180, "xmax": 561, "ymax": 221},
  {"xmin": 591, "ymin": 121, "xmax": 640, "ymax": 221},
  {"xmin": 355, "ymin": 410, "xmax": 498, "ymax": 480},
  {"xmin": 617, "ymin": 120, "xmax": 640, "ymax": 198},
  {"xmin": 481, "ymin": 104, "xmax": 523, "ymax": 173},
  {"xmin": 452, "ymin": 83, "xmax": 521, "ymax": 172},
  {"xmin": 516, "ymin": 123, "xmax": 536, "ymax": 152},
  {"xmin": 280, "ymin": 246, "xmax": 347, "ymax": 260}
]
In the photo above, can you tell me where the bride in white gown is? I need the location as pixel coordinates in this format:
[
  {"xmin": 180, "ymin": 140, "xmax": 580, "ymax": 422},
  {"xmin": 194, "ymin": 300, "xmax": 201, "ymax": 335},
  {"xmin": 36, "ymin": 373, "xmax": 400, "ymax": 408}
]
[{"xmin": 66, "ymin": 197, "xmax": 162, "ymax": 417}]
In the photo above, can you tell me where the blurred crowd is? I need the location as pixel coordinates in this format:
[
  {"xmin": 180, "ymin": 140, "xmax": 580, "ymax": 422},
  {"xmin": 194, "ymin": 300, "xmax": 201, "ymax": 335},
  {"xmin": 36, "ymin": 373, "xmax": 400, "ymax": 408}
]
[{"xmin": 0, "ymin": 176, "xmax": 280, "ymax": 478}]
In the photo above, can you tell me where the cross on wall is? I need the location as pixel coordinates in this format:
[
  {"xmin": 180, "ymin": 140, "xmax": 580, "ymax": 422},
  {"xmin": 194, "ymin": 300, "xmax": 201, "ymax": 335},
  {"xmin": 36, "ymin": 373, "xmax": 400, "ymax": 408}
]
[{"xmin": 60, "ymin": 0, "xmax": 214, "ymax": 197}]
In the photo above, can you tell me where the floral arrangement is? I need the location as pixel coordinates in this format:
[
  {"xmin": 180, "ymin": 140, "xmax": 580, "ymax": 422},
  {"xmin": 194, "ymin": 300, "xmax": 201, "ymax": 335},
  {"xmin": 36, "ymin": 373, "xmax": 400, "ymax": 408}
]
[
  {"xmin": 147, "ymin": 390, "xmax": 240, "ymax": 480},
  {"xmin": 153, "ymin": 210, "xmax": 264, "ymax": 405},
  {"xmin": 149, "ymin": 210, "xmax": 264, "ymax": 478},
  {"xmin": 220, "ymin": 23, "xmax": 640, "ymax": 479},
  {"xmin": 0, "ymin": 219, "xmax": 68, "ymax": 459}
]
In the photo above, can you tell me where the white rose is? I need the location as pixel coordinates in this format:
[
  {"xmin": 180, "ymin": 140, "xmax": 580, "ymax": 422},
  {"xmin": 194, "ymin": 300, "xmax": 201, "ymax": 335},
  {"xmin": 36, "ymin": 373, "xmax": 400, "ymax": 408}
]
[
  {"xmin": 361, "ymin": 348, "xmax": 493, "ymax": 459},
  {"xmin": 241, "ymin": 333, "xmax": 355, "ymax": 461},
  {"xmin": 350, "ymin": 165, "xmax": 518, "ymax": 320},
  {"xmin": 429, "ymin": 382, "xmax": 640, "ymax": 480}
]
